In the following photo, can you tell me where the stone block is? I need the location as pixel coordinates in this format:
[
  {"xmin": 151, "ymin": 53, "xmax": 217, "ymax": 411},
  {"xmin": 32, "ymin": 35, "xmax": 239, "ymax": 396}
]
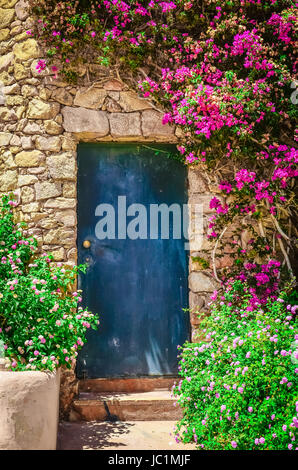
[
  {"xmin": 34, "ymin": 181, "xmax": 62, "ymax": 200},
  {"xmin": 188, "ymin": 167, "xmax": 209, "ymax": 193},
  {"xmin": 35, "ymin": 136, "xmax": 61, "ymax": 152},
  {"xmin": 46, "ymin": 154, "xmax": 75, "ymax": 180},
  {"xmin": 21, "ymin": 185, "xmax": 34, "ymax": 203},
  {"xmin": 5, "ymin": 95, "xmax": 23, "ymax": 106},
  {"xmin": 27, "ymin": 98, "xmax": 60, "ymax": 120},
  {"xmin": 55, "ymin": 210, "xmax": 76, "ymax": 227},
  {"xmin": 3, "ymin": 83, "xmax": 20, "ymax": 95},
  {"xmin": 43, "ymin": 228, "xmax": 74, "ymax": 244},
  {"xmin": 62, "ymin": 182, "xmax": 76, "ymax": 197},
  {"xmin": 13, "ymin": 39, "xmax": 40, "ymax": 61},
  {"xmin": 21, "ymin": 85, "xmax": 38, "ymax": 98},
  {"xmin": 23, "ymin": 121, "xmax": 43, "ymax": 134},
  {"xmin": 141, "ymin": 110, "xmax": 174, "ymax": 138},
  {"xmin": 62, "ymin": 106, "xmax": 109, "ymax": 137},
  {"xmin": 10, "ymin": 134, "xmax": 21, "ymax": 146},
  {"xmin": 50, "ymin": 247, "xmax": 65, "ymax": 261},
  {"xmin": 51, "ymin": 88, "xmax": 73, "ymax": 106},
  {"xmin": 0, "ymin": 53, "xmax": 14, "ymax": 73},
  {"xmin": 15, "ymin": 150, "xmax": 43, "ymax": 167},
  {"xmin": 43, "ymin": 120, "xmax": 63, "ymax": 135},
  {"xmin": 0, "ymin": 8, "xmax": 15, "ymax": 28},
  {"xmin": 14, "ymin": 63, "xmax": 29, "ymax": 80},
  {"xmin": 0, "ymin": 29, "xmax": 9, "ymax": 41},
  {"xmin": 20, "ymin": 136, "xmax": 33, "ymax": 149},
  {"xmin": 15, "ymin": 0, "xmax": 29, "ymax": 21},
  {"xmin": 118, "ymin": 91, "xmax": 152, "ymax": 112},
  {"xmin": 0, "ymin": 71, "xmax": 14, "ymax": 86},
  {"xmin": 109, "ymin": 112, "xmax": 141, "ymax": 137},
  {"xmin": 22, "ymin": 202, "xmax": 39, "ymax": 212},
  {"xmin": 18, "ymin": 174, "xmax": 38, "ymax": 186},
  {"xmin": 61, "ymin": 137, "xmax": 77, "ymax": 151},
  {"xmin": 189, "ymin": 271, "xmax": 218, "ymax": 293},
  {"xmin": 0, "ymin": 169, "xmax": 17, "ymax": 190},
  {"xmin": 44, "ymin": 197, "xmax": 76, "ymax": 209},
  {"xmin": 103, "ymin": 79, "xmax": 123, "ymax": 91},
  {"xmin": 73, "ymin": 87, "xmax": 106, "ymax": 109},
  {"xmin": 0, "ymin": 132, "xmax": 12, "ymax": 146}
]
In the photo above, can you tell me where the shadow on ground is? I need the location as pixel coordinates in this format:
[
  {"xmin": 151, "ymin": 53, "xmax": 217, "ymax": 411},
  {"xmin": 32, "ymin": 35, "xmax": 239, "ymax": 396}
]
[
  {"xmin": 58, "ymin": 421, "xmax": 134, "ymax": 450},
  {"xmin": 57, "ymin": 421, "xmax": 196, "ymax": 451}
]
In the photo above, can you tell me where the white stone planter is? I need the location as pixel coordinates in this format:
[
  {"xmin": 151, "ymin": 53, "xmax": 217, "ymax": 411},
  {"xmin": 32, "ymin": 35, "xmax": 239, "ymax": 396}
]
[{"xmin": 0, "ymin": 360, "xmax": 60, "ymax": 450}]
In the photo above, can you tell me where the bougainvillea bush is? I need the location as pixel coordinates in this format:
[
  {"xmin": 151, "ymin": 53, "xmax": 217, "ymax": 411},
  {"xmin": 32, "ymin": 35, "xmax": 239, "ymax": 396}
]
[
  {"xmin": 173, "ymin": 283, "xmax": 298, "ymax": 450},
  {"xmin": 28, "ymin": 1, "xmax": 297, "ymax": 163},
  {"xmin": 28, "ymin": 0, "xmax": 298, "ymax": 302},
  {"xmin": 0, "ymin": 194, "xmax": 99, "ymax": 371}
]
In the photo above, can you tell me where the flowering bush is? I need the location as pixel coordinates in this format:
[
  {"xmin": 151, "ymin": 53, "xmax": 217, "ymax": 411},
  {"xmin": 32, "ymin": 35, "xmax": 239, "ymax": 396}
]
[
  {"xmin": 0, "ymin": 194, "xmax": 99, "ymax": 371},
  {"xmin": 28, "ymin": 1, "xmax": 297, "ymax": 158},
  {"xmin": 28, "ymin": 0, "xmax": 298, "ymax": 299},
  {"xmin": 208, "ymin": 144, "xmax": 298, "ymax": 304},
  {"xmin": 173, "ymin": 283, "xmax": 298, "ymax": 450},
  {"xmin": 212, "ymin": 259, "xmax": 284, "ymax": 310}
]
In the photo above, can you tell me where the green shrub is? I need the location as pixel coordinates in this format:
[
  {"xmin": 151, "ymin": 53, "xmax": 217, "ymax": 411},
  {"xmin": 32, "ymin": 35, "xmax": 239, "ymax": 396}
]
[
  {"xmin": 173, "ymin": 286, "xmax": 298, "ymax": 450},
  {"xmin": 0, "ymin": 194, "xmax": 99, "ymax": 371}
]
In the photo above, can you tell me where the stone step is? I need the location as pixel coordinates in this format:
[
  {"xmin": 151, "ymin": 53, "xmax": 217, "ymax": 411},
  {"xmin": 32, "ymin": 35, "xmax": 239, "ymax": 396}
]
[
  {"xmin": 79, "ymin": 377, "xmax": 178, "ymax": 393},
  {"xmin": 71, "ymin": 390, "xmax": 183, "ymax": 422}
]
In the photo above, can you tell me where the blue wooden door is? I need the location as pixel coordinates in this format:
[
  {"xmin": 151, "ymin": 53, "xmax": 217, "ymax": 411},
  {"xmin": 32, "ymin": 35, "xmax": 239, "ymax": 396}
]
[{"xmin": 77, "ymin": 143, "xmax": 189, "ymax": 378}]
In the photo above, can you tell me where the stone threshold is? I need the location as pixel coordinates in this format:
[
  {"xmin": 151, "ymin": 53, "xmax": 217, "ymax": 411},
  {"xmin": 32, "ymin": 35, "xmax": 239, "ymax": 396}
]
[
  {"xmin": 79, "ymin": 377, "xmax": 178, "ymax": 393},
  {"xmin": 70, "ymin": 390, "xmax": 182, "ymax": 422}
]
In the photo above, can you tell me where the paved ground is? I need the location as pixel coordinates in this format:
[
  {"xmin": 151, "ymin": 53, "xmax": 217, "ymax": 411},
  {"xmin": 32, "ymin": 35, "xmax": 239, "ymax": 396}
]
[{"xmin": 58, "ymin": 421, "xmax": 196, "ymax": 451}]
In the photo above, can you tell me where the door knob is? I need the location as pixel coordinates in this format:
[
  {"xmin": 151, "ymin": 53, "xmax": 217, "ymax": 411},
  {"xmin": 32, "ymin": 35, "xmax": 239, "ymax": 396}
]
[{"xmin": 83, "ymin": 240, "xmax": 91, "ymax": 249}]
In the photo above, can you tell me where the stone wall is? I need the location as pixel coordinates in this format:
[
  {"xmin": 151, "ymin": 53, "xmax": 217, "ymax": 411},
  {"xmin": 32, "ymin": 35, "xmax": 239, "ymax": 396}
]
[{"xmin": 0, "ymin": 1, "xmax": 221, "ymax": 416}]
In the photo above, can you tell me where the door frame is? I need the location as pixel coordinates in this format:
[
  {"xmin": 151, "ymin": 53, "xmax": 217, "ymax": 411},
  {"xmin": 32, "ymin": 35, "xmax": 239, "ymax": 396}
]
[
  {"xmin": 71, "ymin": 135, "xmax": 214, "ymax": 379},
  {"xmin": 76, "ymin": 140, "xmax": 192, "ymax": 382}
]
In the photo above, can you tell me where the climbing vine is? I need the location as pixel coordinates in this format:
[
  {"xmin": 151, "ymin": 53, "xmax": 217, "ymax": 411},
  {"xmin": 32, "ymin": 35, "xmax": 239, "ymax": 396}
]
[{"xmin": 27, "ymin": 0, "xmax": 298, "ymax": 303}]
